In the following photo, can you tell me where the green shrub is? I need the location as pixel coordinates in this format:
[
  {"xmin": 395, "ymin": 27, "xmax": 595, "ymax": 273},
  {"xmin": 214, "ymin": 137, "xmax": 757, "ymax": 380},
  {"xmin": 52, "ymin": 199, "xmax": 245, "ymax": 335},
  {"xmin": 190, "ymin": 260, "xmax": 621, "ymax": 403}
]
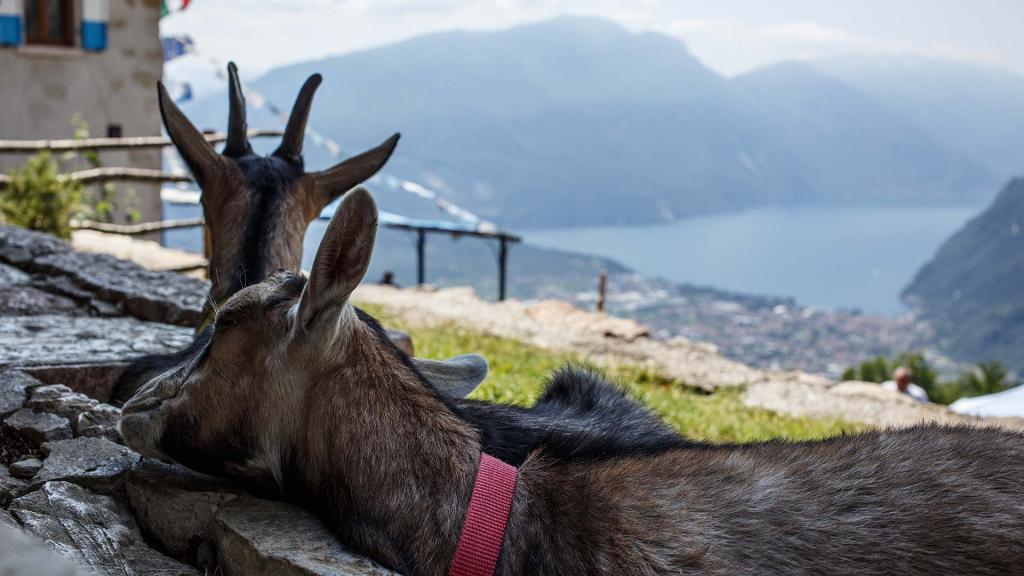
[{"xmin": 0, "ymin": 152, "xmax": 82, "ymax": 239}]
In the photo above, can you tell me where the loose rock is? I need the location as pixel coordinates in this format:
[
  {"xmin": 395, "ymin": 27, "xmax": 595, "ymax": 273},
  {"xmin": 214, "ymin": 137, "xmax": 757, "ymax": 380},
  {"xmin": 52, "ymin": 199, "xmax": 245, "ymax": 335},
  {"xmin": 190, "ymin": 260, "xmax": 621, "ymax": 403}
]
[
  {"xmin": 4, "ymin": 409, "xmax": 72, "ymax": 445},
  {"xmin": 9, "ymin": 457, "xmax": 42, "ymax": 480},
  {"xmin": 35, "ymin": 437, "xmax": 139, "ymax": 494},
  {"xmin": 215, "ymin": 496, "xmax": 396, "ymax": 576},
  {"xmin": 0, "ymin": 370, "xmax": 41, "ymax": 418},
  {"xmin": 0, "ymin": 466, "xmax": 28, "ymax": 503},
  {"xmin": 9, "ymin": 481, "xmax": 198, "ymax": 576},
  {"xmin": 75, "ymin": 404, "xmax": 122, "ymax": 442},
  {"xmin": 27, "ymin": 385, "xmax": 96, "ymax": 422}
]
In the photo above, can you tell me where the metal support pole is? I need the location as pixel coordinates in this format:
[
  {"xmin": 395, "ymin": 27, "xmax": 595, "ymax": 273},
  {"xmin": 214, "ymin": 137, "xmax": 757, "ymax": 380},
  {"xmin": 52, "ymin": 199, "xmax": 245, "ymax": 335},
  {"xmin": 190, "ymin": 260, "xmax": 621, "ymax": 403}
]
[
  {"xmin": 498, "ymin": 237, "xmax": 509, "ymax": 301},
  {"xmin": 416, "ymin": 229, "xmax": 426, "ymax": 286}
]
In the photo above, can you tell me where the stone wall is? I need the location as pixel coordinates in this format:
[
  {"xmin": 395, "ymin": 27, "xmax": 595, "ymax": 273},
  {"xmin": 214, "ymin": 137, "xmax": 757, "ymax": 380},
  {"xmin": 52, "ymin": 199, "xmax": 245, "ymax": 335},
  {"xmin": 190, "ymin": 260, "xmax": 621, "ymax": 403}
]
[{"xmin": 0, "ymin": 224, "xmax": 393, "ymax": 575}]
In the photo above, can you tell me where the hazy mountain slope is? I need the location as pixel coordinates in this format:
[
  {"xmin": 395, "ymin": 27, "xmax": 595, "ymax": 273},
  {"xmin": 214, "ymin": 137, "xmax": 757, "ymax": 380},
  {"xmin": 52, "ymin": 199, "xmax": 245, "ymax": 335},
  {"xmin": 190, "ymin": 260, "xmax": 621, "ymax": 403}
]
[
  {"xmin": 816, "ymin": 55, "xmax": 1024, "ymax": 181},
  {"xmin": 734, "ymin": 63, "xmax": 992, "ymax": 205},
  {"xmin": 183, "ymin": 17, "xmax": 993, "ymax": 228},
  {"xmin": 903, "ymin": 178, "xmax": 1024, "ymax": 371}
]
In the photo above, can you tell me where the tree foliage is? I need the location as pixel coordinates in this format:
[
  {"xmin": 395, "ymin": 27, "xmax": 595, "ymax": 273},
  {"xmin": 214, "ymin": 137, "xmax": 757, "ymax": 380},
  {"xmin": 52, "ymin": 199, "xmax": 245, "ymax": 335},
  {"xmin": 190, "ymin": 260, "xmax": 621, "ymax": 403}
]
[{"xmin": 0, "ymin": 152, "xmax": 82, "ymax": 239}]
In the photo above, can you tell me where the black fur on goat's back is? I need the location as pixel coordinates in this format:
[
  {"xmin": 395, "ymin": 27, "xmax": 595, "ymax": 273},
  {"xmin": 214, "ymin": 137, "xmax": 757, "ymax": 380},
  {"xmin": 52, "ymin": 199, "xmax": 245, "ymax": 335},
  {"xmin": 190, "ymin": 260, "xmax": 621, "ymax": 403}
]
[{"xmin": 353, "ymin": 305, "xmax": 694, "ymax": 465}]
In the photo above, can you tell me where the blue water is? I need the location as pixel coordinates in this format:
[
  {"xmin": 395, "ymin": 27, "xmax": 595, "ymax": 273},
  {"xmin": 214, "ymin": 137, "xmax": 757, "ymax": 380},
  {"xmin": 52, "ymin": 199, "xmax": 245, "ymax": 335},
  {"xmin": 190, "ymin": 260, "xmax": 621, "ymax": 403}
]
[
  {"xmin": 164, "ymin": 202, "xmax": 981, "ymax": 316},
  {"xmin": 526, "ymin": 205, "xmax": 982, "ymax": 316}
]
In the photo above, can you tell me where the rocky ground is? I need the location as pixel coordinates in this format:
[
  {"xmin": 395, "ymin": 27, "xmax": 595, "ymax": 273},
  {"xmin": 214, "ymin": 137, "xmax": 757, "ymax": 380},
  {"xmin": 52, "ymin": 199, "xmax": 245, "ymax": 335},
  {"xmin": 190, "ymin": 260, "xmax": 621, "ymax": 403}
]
[
  {"xmin": 1, "ymin": 225, "xmax": 1019, "ymax": 575},
  {"xmin": 0, "ymin": 224, "xmax": 393, "ymax": 575}
]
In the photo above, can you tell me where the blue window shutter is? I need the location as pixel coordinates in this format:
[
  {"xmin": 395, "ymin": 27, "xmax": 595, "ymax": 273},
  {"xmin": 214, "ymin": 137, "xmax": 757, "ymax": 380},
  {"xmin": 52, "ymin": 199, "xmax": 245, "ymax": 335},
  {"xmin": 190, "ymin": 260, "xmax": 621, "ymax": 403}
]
[
  {"xmin": 0, "ymin": 0, "xmax": 22, "ymax": 47},
  {"xmin": 81, "ymin": 0, "xmax": 109, "ymax": 51}
]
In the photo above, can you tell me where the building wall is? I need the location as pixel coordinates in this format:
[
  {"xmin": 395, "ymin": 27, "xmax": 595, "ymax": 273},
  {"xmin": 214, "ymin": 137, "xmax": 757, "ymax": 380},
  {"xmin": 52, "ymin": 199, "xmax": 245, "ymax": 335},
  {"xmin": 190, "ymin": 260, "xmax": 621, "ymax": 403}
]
[{"xmin": 0, "ymin": 0, "xmax": 164, "ymax": 224}]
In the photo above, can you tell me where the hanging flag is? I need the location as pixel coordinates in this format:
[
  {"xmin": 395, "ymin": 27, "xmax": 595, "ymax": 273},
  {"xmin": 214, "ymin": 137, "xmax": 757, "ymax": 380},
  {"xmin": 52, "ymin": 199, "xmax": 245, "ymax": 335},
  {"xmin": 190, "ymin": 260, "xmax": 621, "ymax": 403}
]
[
  {"xmin": 0, "ymin": 0, "xmax": 22, "ymax": 47},
  {"xmin": 81, "ymin": 0, "xmax": 109, "ymax": 51},
  {"xmin": 161, "ymin": 0, "xmax": 193, "ymax": 18},
  {"xmin": 162, "ymin": 35, "xmax": 194, "ymax": 61},
  {"xmin": 173, "ymin": 82, "xmax": 193, "ymax": 103}
]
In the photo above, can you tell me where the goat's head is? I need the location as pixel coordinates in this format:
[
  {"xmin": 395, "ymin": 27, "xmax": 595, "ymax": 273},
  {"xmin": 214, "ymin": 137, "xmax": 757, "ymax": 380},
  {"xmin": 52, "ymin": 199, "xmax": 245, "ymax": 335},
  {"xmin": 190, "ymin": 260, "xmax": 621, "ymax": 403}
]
[
  {"xmin": 120, "ymin": 187, "xmax": 486, "ymax": 488},
  {"xmin": 159, "ymin": 63, "xmax": 400, "ymax": 310}
]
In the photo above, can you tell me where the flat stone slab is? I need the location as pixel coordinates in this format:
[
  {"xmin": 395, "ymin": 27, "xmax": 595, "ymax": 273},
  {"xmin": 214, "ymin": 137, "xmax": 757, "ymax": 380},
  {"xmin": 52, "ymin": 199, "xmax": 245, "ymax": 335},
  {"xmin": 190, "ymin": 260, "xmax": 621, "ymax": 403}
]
[
  {"xmin": 0, "ymin": 262, "xmax": 30, "ymax": 286},
  {"xmin": 9, "ymin": 481, "xmax": 198, "ymax": 576},
  {"xmin": 126, "ymin": 459, "xmax": 243, "ymax": 570},
  {"xmin": 0, "ymin": 285, "xmax": 86, "ymax": 317},
  {"xmin": 23, "ymin": 363, "xmax": 128, "ymax": 404},
  {"xmin": 0, "ymin": 315, "xmax": 192, "ymax": 368},
  {"xmin": 4, "ymin": 409, "xmax": 72, "ymax": 445},
  {"xmin": 0, "ymin": 225, "xmax": 70, "ymax": 268},
  {"xmin": 215, "ymin": 496, "xmax": 396, "ymax": 576},
  {"xmin": 0, "ymin": 224, "xmax": 208, "ymax": 326},
  {"xmin": 35, "ymin": 437, "xmax": 139, "ymax": 494}
]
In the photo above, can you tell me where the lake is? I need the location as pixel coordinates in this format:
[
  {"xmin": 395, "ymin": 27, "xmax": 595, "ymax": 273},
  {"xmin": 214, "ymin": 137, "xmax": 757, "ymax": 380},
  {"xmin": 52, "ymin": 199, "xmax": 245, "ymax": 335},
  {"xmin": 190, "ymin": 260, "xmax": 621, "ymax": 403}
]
[
  {"xmin": 164, "ymin": 202, "xmax": 981, "ymax": 316},
  {"xmin": 525, "ymin": 205, "xmax": 982, "ymax": 316}
]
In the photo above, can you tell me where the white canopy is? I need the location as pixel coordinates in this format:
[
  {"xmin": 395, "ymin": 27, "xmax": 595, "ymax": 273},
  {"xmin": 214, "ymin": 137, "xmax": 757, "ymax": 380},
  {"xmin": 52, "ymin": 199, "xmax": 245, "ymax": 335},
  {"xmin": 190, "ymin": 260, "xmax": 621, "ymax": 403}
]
[{"xmin": 949, "ymin": 384, "xmax": 1024, "ymax": 418}]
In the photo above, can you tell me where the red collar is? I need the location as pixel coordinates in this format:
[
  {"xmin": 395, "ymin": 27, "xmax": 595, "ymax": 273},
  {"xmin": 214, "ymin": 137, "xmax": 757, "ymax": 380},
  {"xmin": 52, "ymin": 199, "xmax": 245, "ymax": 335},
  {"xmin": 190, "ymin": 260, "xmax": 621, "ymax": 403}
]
[{"xmin": 448, "ymin": 453, "xmax": 519, "ymax": 576}]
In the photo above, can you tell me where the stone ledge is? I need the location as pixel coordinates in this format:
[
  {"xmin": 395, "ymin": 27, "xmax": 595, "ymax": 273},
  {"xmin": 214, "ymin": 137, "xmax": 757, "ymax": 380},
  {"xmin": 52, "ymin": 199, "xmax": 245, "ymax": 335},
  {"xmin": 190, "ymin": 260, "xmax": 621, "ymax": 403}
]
[
  {"xmin": 0, "ymin": 224, "xmax": 207, "ymax": 327},
  {"xmin": 215, "ymin": 496, "xmax": 396, "ymax": 576}
]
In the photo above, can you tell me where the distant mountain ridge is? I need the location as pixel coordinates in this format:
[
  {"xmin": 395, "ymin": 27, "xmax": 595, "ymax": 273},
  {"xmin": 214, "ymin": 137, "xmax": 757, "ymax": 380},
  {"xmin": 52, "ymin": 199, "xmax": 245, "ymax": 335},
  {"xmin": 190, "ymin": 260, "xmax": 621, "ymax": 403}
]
[
  {"xmin": 904, "ymin": 178, "xmax": 1024, "ymax": 372},
  {"xmin": 183, "ymin": 16, "xmax": 1004, "ymax": 228},
  {"xmin": 815, "ymin": 55, "xmax": 1024, "ymax": 181}
]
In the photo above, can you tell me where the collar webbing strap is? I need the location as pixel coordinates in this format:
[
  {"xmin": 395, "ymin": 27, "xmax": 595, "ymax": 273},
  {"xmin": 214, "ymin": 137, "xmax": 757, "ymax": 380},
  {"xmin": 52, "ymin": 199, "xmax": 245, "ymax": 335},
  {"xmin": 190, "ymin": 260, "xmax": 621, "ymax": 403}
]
[{"xmin": 448, "ymin": 453, "xmax": 518, "ymax": 576}]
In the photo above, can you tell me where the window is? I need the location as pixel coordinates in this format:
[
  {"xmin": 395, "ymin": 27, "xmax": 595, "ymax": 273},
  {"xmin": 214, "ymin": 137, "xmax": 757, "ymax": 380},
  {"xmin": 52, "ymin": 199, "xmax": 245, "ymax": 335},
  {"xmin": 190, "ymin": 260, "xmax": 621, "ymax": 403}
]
[{"xmin": 24, "ymin": 0, "xmax": 73, "ymax": 46}]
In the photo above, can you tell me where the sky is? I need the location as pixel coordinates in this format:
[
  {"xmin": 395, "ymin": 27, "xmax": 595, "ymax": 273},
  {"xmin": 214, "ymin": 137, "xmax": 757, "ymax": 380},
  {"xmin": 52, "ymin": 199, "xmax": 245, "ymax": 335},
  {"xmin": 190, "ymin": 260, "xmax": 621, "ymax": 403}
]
[{"xmin": 162, "ymin": 0, "xmax": 1024, "ymax": 95}]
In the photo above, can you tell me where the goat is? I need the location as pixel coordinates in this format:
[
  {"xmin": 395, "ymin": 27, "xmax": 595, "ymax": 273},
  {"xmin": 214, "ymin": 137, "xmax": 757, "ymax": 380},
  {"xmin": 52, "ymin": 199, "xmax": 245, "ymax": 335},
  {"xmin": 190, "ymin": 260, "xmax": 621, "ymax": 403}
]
[
  {"xmin": 111, "ymin": 63, "xmax": 398, "ymax": 403},
  {"xmin": 116, "ymin": 65, "xmax": 680, "ymax": 454},
  {"xmin": 121, "ymin": 187, "xmax": 1024, "ymax": 575}
]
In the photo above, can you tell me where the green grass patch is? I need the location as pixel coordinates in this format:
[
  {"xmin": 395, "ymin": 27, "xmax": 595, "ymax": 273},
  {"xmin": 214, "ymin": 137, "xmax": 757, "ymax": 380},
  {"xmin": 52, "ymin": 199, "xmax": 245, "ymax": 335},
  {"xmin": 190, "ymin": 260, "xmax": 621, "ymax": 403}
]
[{"xmin": 359, "ymin": 302, "xmax": 862, "ymax": 444}]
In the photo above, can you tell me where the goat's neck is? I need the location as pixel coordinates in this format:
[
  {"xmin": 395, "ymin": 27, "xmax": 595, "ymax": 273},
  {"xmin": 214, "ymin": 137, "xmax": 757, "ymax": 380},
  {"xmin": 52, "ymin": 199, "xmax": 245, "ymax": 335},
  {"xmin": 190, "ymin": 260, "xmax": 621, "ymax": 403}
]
[{"xmin": 286, "ymin": 329, "xmax": 482, "ymax": 574}]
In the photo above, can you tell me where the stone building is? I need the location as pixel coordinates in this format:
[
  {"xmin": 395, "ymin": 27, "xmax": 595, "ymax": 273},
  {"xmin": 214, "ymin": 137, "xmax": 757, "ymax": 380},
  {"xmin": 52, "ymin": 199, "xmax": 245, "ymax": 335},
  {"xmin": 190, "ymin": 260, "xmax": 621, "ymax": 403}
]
[{"xmin": 0, "ymin": 0, "xmax": 164, "ymax": 223}]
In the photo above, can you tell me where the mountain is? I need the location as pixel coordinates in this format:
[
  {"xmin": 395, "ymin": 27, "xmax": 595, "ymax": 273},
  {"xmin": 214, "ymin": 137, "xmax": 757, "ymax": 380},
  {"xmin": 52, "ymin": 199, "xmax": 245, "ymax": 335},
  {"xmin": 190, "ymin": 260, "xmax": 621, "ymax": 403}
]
[
  {"xmin": 816, "ymin": 55, "xmax": 1024, "ymax": 181},
  {"xmin": 903, "ymin": 178, "xmax": 1024, "ymax": 371},
  {"xmin": 734, "ymin": 62, "xmax": 990, "ymax": 205},
  {"xmin": 182, "ymin": 17, "xmax": 995, "ymax": 228}
]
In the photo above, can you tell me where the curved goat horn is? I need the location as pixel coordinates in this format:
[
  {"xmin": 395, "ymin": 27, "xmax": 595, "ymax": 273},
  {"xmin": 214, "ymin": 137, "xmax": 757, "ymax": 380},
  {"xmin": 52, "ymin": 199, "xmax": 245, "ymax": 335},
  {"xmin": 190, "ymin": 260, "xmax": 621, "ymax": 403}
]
[
  {"xmin": 157, "ymin": 81, "xmax": 222, "ymax": 185},
  {"xmin": 222, "ymin": 62, "xmax": 251, "ymax": 158},
  {"xmin": 310, "ymin": 133, "xmax": 401, "ymax": 208},
  {"xmin": 273, "ymin": 73, "xmax": 323, "ymax": 162}
]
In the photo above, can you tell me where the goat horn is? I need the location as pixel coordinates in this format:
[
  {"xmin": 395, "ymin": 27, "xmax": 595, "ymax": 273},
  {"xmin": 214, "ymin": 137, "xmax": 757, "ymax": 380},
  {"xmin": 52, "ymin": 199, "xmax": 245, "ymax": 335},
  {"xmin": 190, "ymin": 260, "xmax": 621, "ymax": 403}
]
[
  {"xmin": 310, "ymin": 133, "xmax": 401, "ymax": 208},
  {"xmin": 223, "ymin": 62, "xmax": 252, "ymax": 158},
  {"xmin": 157, "ymin": 81, "xmax": 222, "ymax": 184},
  {"xmin": 273, "ymin": 73, "xmax": 323, "ymax": 162}
]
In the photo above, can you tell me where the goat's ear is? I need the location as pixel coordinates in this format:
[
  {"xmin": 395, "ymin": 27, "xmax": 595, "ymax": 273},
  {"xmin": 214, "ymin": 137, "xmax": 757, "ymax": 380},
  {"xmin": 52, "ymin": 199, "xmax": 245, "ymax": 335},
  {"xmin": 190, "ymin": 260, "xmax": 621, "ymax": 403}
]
[
  {"xmin": 157, "ymin": 82, "xmax": 223, "ymax": 185},
  {"xmin": 413, "ymin": 354, "xmax": 488, "ymax": 399},
  {"xmin": 296, "ymin": 186, "xmax": 378, "ymax": 330},
  {"xmin": 308, "ymin": 133, "xmax": 400, "ymax": 209}
]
